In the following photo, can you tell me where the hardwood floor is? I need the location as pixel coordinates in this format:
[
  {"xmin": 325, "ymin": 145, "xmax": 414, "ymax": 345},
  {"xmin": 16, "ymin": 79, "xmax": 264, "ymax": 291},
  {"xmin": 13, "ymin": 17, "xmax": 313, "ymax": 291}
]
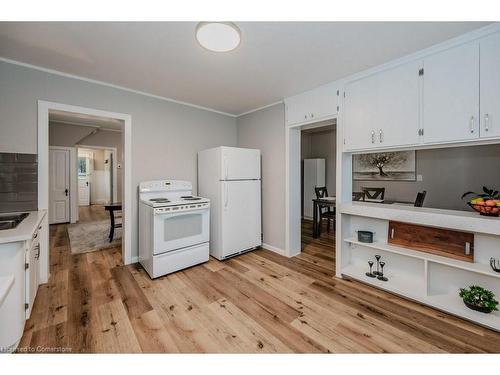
[{"xmin": 17, "ymin": 216, "xmax": 500, "ymax": 353}]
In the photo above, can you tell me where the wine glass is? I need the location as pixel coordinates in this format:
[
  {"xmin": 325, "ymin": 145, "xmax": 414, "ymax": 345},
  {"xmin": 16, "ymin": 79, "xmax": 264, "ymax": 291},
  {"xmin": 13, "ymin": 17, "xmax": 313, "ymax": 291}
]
[
  {"xmin": 377, "ymin": 261, "xmax": 388, "ymax": 281},
  {"xmin": 366, "ymin": 260, "xmax": 376, "ymax": 278},
  {"xmin": 374, "ymin": 255, "xmax": 381, "ymax": 276}
]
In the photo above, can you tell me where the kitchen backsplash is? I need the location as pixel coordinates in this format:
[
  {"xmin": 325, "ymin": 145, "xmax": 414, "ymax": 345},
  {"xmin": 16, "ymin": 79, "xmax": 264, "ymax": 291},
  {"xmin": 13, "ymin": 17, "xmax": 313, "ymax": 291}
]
[{"xmin": 0, "ymin": 152, "xmax": 38, "ymax": 213}]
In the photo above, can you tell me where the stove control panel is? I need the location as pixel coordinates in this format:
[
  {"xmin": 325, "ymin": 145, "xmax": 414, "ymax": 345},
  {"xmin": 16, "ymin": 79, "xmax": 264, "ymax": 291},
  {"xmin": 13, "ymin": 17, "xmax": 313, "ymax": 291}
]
[{"xmin": 154, "ymin": 202, "xmax": 210, "ymax": 214}]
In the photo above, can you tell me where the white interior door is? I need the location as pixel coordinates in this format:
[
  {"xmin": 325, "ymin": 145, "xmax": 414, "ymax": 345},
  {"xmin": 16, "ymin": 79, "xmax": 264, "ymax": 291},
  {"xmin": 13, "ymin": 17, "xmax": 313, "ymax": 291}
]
[
  {"xmin": 221, "ymin": 180, "xmax": 261, "ymax": 257},
  {"xmin": 423, "ymin": 41, "xmax": 480, "ymax": 144},
  {"xmin": 221, "ymin": 147, "xmax": 261, "ymax": 180},
  {"xmin": 78, "ymin": 177, "xmax": 90, "ymax": 206},
  {"xmin": 49, "ymin": 149, "xmax": 70, "ymax": 224}
]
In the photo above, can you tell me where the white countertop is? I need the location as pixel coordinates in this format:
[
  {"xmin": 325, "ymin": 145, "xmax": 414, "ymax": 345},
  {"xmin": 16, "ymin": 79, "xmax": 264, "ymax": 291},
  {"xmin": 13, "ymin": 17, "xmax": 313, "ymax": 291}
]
[
  {"xmin": 340, "ymin": 202, "xmax": 500, "ymax": 236},
  {"xmin": 0, "ymin": 210, "xmax": 47, "ymax": 244}
]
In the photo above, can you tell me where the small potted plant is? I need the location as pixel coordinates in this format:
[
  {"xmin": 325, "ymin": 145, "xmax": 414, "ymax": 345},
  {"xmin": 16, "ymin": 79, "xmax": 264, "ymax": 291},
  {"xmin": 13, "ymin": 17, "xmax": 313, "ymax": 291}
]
[
  {"xmin": 459, "ymin": 285, "xmax": 499, "ymax": 313},
  {"xmin": 462, "ymin": 186, "xmax": 500, "ymax": 217}
]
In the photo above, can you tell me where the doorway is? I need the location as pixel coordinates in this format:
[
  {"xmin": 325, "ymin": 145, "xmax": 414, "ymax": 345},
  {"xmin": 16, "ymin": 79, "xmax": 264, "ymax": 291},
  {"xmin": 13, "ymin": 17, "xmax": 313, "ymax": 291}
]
[
  {"xmin": 300, "ymin": 122, "xmax": 336, "ymax": 262},
  {"xmin": 38, "ymin": 101, "xmax": 132, "ymax": 281},
  {"xmin": 285, "ymin": 118, "xmax": 338, "ymax": 259}
]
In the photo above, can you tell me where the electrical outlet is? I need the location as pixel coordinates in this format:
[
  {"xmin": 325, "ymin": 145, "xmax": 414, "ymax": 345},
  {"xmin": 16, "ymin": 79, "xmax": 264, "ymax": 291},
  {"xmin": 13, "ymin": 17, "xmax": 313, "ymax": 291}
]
[{"xmin": 417, "ymin": 174, "xmax": 423, "ymax": 182}]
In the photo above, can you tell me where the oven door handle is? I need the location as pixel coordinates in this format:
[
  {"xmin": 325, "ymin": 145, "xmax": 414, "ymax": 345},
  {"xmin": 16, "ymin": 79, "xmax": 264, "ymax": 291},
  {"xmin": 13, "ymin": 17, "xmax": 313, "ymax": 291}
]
[{"xmin": 155, "ymin": 207, "xmax": 208, "ymax": 217}]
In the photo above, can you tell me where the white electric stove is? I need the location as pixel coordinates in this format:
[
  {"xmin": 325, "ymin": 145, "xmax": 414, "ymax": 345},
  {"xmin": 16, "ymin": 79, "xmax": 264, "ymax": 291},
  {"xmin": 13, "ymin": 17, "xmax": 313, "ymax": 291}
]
[{"xmin": 138, "ymin": 180, "xmax": 210, "ymax": 278}]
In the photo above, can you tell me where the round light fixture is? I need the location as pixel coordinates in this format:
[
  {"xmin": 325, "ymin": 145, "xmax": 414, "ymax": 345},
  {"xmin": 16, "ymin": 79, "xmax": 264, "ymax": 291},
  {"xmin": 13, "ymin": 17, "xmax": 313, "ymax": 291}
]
[{"xmin": 195, "ymin": 22, "xmax": 241, "ymax": 52}]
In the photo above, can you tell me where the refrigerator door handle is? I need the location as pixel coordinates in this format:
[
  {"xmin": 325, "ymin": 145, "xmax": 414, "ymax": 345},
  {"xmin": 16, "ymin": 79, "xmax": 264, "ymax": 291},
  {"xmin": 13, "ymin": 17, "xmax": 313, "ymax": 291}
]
[
  {"xmin": 224, "ymin": 184, "xmax": 228, "ymax": 209},
  {"xmin": 224, "ymin": 157, "xmax": 228, "ymax": 180}
]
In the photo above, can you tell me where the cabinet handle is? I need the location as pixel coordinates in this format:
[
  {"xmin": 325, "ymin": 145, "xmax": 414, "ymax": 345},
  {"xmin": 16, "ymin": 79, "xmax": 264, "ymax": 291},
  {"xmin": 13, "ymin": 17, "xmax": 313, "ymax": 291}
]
[
  {"xmin": 379, "ymin": 129, "xmax": 383, "ymax": 143},
  {"xmin": 470, "ymin": 116, "xmax": 475, "ymax": 133},
  {"xmin": 304, "ymin": 114, "xmax": 308, "ymax": 120},
  {"xmin": 310, "ymin": 113, "xmax": 314, "ymax": 118},
  {"xmin": 484, "ymin": 114, "xmax": 490, "ymax": 132},
  {"xmin": 371, "ymin": 130, "xmax": 375, "ymax": 144}
]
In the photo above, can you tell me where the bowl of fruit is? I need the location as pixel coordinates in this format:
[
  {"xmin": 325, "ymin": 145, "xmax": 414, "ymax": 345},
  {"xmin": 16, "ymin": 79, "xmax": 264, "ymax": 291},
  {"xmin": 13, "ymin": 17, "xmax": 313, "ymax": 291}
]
[{"xmin": 462, "ymin": 187, "xmax": 500, "ymax": 217}]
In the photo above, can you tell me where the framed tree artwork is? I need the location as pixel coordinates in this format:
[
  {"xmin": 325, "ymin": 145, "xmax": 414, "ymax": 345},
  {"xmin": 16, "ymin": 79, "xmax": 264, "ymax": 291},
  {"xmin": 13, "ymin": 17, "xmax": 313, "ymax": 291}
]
[{"xmin": 353, "ymin": 151, "xmax": 416, "ymax": 181}]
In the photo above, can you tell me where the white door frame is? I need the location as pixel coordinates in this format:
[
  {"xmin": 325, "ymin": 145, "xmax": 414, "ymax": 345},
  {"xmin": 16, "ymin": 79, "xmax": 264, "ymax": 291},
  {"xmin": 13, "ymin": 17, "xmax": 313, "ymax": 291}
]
[
  {"xmin": 49, "ymin": 146, "xmax": 78, "ymax": 224},
  {"xmin": 77, "ymin": 145, "xmax": 118, "ymax": 204},
  {"xmin": 285, "ymin": 116, "xmax": 338, "ymax": 257},
  {"xmin": 38, "ymin": 101, "xmax": 133, "ymax": 269}
]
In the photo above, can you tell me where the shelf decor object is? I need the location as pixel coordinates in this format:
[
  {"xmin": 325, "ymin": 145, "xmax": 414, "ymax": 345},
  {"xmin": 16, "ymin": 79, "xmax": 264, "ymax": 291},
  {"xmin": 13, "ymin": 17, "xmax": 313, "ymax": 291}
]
[
  {"xmin": 462, "ymin": 186, "xmax": 500, "ymax": 217},
  {"xmin": 388, "ymin": 220, "xmax": 474, "ymax": 262},
  {"xmin": 491, "ymin": 258, "xmax": 500, "ymax": 273},
  {"xmin": 374, "ymin": 255, "xmax": 382, "ymax": 276},
  {"xmin": 357, "ymin": 230, "xmax": 374, "ymax": 243},
  {"xmin": 377, "ymin": 261, "xmax": 388, "ymax": 281},
  {"xmin": 366, "ymin": 260, "xmax": 376, "ymax": 278},
  {"xmin": 459, "ymin": 285, "xmax": 499, "ymax": 314}
]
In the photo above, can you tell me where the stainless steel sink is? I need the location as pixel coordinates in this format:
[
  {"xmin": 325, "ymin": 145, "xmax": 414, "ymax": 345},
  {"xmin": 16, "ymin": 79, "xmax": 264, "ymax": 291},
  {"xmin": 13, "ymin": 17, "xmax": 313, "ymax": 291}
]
[{"xmin": 0, "ymin": 213, "xmax": 28, "ymax": 230}]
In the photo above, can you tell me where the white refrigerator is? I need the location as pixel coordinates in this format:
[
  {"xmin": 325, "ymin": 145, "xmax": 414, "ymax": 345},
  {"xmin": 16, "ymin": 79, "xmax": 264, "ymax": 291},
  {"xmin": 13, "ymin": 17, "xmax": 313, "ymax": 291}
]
[
  {"xmin": 303, "ymin": 158, "xmax": 326, "ymax": 219},
  {"xmin": 198, "ymin": 146, "xmax": 262, "ymax": 260}
]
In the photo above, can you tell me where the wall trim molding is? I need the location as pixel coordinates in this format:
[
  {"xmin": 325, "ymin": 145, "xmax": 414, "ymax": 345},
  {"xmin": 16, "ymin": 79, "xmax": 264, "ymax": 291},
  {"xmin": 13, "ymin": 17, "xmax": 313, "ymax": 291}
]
[
  {"xmin": 262, "ymin": 242, "xmax": 286, "ymax": 256},
  {"xmin": 237, "ymin": 100, "xmax": 284, "ymax": 118},
  {"xmin": 0, "ymin": 57, "xmax": 237, "ymax": 118}
]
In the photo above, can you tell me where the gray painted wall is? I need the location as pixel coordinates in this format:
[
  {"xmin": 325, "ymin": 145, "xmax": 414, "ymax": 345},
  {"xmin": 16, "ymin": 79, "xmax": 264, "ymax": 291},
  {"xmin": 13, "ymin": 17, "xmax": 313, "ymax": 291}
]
[
  {"xmin": 49, "ymin": 122, "xmax": 124, "ymax": 199},
  {"xmin": 353, "ymin": 144, "xmax": 500, "ymax": 211},
  {"xmin": 237, "ymin": 103, "xmax": 286, "ymax": 251},
  {"xmin": 0, "ymin": 60, "xmax": 237, "ymax": 260}
]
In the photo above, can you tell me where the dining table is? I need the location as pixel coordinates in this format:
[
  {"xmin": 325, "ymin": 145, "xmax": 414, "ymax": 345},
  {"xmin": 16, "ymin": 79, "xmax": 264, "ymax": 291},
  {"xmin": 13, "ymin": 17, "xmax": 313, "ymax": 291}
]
[{"xmin": 312, "ymin": 196, "xmax": 336, "ymax": 238}]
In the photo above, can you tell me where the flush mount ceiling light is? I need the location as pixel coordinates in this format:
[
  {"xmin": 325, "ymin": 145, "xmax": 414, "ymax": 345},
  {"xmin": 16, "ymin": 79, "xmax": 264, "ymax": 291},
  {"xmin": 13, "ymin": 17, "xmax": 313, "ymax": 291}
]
[{"xmin": 195, "ymin": 22, "xmax": 241, "ymax": 52}]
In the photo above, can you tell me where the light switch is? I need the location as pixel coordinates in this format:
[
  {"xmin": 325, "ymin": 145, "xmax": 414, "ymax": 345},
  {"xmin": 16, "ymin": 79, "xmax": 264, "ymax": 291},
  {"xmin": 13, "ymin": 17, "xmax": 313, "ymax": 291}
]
[{"xmin": 417, "ymin": 174, "xmax": 423, "ymax": 181}]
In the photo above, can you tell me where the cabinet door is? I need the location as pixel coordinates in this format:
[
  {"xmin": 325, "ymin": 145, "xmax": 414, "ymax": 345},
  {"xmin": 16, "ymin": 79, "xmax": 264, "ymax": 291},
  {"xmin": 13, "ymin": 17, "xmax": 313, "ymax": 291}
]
[
  {"xmin": 480, "ymin": 31, "xmax": 500, "ymax": 138},
  {"xmin": 423, "ymin": 42, "xmax": 479, "ymax": 144},
  {"xmin": 308, "ymin": 83, "xmax": 338, "ymax": 121},
  {"xmin": 344, "ymin": 60, "xmax": 420, "ymax": 151},
  {"xmin": 285, "ymin": 91, "xmax": 313, "ymax": 125},
  {"xmin": 376, "ymin": 60, "xmax": 421, "ymax": 148},
  {"xmin": 344, "ymin": 73, "xmax": 378, "ymax": 151},
  {"xmin": 285, "ymin": 84, "xmax": 337, "ymax": 126}
]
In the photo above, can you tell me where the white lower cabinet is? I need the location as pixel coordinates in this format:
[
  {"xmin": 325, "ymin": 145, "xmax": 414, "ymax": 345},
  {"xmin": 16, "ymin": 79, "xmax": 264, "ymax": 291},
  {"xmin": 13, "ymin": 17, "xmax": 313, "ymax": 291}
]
[
  {"xmin": 344, "ymin": 60, "xmax": 421, "ymax": 151},
  {"xmin": 422, "ymin": 41, "xmax": 480, "ymax": 144},
  {"xmin": 25, "ymin": 228, "xmax": 40, "ymax": 319}
]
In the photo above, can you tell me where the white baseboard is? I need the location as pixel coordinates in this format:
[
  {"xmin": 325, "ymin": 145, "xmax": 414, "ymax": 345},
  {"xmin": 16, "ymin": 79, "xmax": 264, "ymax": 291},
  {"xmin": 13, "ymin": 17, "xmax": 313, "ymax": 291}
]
[{"xmin": 261, "ymin": 242, "xmax": 286, "ymax": 256}]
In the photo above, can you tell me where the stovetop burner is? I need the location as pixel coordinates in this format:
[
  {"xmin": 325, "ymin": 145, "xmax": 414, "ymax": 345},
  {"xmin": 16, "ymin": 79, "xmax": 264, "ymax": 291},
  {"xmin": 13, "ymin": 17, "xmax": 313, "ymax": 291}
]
[
  {"xmin": 150, "ymin": 198, "xmax": 170, "ymax": 203},
  {"xmin": 181, "ymin": 196, "xmax": 202, "ymax": 201}
]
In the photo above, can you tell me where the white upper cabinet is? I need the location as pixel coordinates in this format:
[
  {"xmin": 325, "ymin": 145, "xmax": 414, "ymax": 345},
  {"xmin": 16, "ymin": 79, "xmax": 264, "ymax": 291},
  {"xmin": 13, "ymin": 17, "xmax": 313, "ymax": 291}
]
[
  {"xmin": 480, "ymin": 31, "xmax": 500, "ymax": 138},
  {"xmin": 285, "ymin": 83, "xmax": 338, "ymax": 126},
  {"xmin": 422, "ymin": 42, "xmax": 480, "ymax": 144},
  {"xmin": 344, "ymin": 60, "xmax": 421, "ymax": 151}
]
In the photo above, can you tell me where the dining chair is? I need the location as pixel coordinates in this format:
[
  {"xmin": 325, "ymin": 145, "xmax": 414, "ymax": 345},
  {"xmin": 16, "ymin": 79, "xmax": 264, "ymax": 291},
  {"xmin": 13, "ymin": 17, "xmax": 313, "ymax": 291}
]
[
  {"xmin": 352, "ymin": 192, "xmax": 365, "ymax": 201},
  {"xmin": 362, "ymin": 187, "xmax": 385, "ymax": 201},
  {"xmin": 314, "ymin": 186, "xmax": 335, "ymax": 235},
  {"xmin": 414, "ymin": 190, "xmax": 427, "ymax": 207}
]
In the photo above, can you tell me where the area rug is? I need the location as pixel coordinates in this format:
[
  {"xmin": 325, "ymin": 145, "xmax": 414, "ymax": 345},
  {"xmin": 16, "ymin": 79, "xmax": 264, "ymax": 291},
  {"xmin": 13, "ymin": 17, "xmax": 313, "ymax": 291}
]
[{"xmin": 67, "ymin": 220, "xmax": 122, "ymax": 254}]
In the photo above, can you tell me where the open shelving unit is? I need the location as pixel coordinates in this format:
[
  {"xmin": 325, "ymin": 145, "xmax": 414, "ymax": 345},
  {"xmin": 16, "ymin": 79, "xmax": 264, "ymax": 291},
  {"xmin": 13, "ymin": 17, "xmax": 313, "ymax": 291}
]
[{"xmin": 338, "ymin": 205, "xmax": 500, "ymax": 331}]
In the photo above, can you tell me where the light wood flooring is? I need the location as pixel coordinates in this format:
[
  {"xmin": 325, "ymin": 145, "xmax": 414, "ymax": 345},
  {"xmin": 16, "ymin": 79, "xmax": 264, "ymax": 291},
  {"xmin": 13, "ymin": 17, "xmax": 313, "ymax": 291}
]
[{"xmin": 18, "ymin": 208, "xmax": 500, "ymax": 353}]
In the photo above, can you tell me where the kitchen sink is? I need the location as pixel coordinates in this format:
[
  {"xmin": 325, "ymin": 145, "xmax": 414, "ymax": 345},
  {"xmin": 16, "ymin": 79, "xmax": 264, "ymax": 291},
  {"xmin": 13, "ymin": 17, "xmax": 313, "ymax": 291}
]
[{"xmin": 0, "ymin": 213, "xmax": 28, "ymax": 230}]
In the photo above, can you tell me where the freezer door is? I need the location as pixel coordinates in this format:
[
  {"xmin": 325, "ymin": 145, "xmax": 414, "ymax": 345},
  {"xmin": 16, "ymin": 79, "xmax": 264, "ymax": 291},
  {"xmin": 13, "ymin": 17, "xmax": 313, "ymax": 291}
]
[
  {"xmin": 221, "ymin": 147, "xmax": 261, "ymax": 180},
  {"xmin": 221, "ymin": 180, "xmax": 262, "ymax": 257}
]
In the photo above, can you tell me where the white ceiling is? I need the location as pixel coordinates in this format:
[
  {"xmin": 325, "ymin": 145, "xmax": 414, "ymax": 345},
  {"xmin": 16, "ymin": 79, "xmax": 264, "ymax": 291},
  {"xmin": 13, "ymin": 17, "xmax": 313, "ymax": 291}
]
[
  {"xmin": 0, "ymin": 22, "xmax": 491, "ymax": 116},
  {"xmin": 49, "ymin": 109, "xmax": 124, "ymax": 131}
]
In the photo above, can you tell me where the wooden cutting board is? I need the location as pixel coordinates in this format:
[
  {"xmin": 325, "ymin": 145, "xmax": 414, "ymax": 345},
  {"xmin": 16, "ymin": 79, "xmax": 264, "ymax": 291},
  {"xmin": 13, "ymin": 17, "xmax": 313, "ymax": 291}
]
[{"xmin": 387, "ymin": 221, "xmax": 474, "ymax": 262}]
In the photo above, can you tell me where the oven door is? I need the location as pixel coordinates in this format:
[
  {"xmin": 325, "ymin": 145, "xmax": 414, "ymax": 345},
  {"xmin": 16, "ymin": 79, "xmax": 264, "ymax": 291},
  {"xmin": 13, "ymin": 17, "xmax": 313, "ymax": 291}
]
[{"xmin": 153, "ymin": 208, "xmax": 209, "ymax": 255}]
